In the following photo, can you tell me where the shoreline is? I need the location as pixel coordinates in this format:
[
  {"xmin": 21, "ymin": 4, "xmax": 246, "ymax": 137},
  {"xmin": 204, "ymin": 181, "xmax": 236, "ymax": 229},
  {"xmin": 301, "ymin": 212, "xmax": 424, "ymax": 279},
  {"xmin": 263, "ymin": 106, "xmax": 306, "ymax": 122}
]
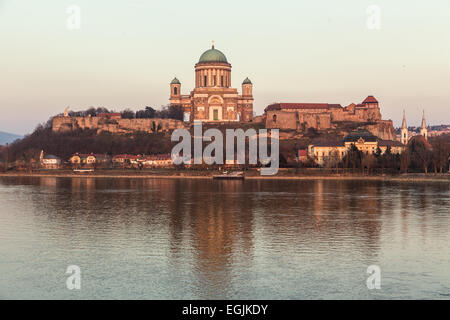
[{"xmin": 1, "ymin": 171, "xmax": 449, "ymax": 182}]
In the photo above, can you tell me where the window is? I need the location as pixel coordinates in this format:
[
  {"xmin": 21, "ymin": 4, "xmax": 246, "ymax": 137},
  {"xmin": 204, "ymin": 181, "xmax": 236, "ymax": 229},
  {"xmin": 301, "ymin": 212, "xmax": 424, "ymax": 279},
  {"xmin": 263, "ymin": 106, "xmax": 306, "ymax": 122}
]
[
  {"xmin": 221, "ymin": 76, "xmax": 224, "ymax": 87},
  {"xmin": 213, "ymin": 76, "xmax": 216, "ymax": 86},
  {"xmin": 273, "ymin": 114, "xmax": 277, "ymax": 123},
  {"xmin": 173, "ymin": 87, "xmax": 177, "ymax": 95},
  {"xmin": 204, "ymin": 76, "xmax": 207, "ymax": 87}
]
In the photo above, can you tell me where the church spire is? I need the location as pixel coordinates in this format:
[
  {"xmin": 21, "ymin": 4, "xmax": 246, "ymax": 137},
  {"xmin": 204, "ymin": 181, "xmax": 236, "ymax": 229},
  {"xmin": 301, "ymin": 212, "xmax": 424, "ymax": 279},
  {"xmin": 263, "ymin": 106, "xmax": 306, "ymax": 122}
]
[
  {"xmin": 402, "ymin": 110, "xmax": 407, "ymax": 129},
  {"xmin": 420, "ymin": 110, "xmax": 428, "ymax": 141},
  {"xmin": 421, "ymin": 110, "xmax": 426, "ymax": 129},
  {"xmin": 401, "ymin": 110, "xmax": 409, "ymax": 145}
]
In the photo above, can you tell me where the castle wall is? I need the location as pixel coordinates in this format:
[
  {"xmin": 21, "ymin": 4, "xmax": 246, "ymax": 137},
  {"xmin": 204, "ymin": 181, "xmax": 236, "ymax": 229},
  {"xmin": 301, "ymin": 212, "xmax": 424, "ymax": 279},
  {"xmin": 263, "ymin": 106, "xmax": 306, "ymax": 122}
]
[
  {"xmin": 52, "ymin": 116, "xmax": 185, "ymax": 134},
  {"xmin": 264, "ymin": 102, "xmax": 394, "ymax": 141},
  {"xmin": 265, "ymin": 110, "xmax": 331, "ymax": 130}
]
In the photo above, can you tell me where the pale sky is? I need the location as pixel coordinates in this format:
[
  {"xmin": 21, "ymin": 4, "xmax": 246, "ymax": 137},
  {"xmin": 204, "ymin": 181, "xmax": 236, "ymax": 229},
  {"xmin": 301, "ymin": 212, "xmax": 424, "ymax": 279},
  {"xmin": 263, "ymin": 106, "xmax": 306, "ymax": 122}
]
[{"xmin": 0, "ymin": 0, "xmax": 449, "ymax": 135}]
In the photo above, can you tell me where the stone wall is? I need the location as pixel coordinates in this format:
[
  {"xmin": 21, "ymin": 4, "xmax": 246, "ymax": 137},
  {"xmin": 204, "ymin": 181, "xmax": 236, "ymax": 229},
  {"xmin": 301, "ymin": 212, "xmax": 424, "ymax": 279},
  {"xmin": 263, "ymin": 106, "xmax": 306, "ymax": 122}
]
[
  {"xmin": 264, "ymin": 106, "xmax": 394, "ymax": 141},
  {"xmin": 52, "ymin": 116, "xmax": 185, "ymax": 134},
  {"xmin": 265, "ymin": 110, "xmax": 332, "ymax": 130}
]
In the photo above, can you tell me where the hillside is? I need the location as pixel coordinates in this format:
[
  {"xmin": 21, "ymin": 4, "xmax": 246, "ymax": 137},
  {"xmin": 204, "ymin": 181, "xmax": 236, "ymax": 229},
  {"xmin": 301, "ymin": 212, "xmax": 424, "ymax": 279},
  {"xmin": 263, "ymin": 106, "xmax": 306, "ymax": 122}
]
[{"xmin": 0, "ymin": 131, "xmax": 23, "ymax": 145}]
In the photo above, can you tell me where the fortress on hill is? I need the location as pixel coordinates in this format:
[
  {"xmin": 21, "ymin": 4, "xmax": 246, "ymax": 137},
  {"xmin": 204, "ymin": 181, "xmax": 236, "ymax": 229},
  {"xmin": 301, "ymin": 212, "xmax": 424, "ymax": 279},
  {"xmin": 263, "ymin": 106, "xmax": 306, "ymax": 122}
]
[
  {"xmin": 263, "ymin": 95, "xmax": 396, "ymax": 140},
  {"xmin": 52, "ymin": 44, "xmax": 396, "ymax": 141}
]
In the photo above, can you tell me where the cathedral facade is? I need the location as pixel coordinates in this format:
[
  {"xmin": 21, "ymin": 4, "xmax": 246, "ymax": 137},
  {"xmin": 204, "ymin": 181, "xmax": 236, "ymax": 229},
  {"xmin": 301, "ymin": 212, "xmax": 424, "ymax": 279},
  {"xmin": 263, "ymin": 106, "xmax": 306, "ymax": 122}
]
[{"xmin": 169, "ymin": 44, "xmax": 253, "ymax": 122}]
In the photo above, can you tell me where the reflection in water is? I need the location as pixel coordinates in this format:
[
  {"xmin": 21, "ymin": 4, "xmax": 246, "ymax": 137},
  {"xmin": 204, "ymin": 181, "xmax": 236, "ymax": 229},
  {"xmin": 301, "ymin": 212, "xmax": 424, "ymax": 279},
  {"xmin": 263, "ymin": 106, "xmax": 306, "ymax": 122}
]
[{"xmin": 0, "ymin": 177, "xmax": 449, "ymax": 299}]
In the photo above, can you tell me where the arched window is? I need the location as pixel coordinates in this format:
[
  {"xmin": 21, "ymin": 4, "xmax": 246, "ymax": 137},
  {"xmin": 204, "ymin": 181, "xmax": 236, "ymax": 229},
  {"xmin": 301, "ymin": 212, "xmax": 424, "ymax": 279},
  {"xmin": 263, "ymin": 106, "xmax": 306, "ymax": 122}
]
[
  {"xmin": 173, "ymin": 87, "xmax": 178, "ymax": 95},
  {"xmin": 273, "ymin": 114, "xmax": 277, "ymax": 123}
]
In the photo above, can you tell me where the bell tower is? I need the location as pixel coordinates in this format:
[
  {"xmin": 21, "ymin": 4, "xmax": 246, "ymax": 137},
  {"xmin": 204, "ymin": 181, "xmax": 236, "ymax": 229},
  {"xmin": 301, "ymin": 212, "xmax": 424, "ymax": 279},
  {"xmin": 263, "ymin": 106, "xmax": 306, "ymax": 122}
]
[
  {"xmin": 170, "ymin": 77, "xmax": 181, "ymax": 99},
  {"xmin": 242, "ymin": 77, "xmax": 253, "ymax": 97}
]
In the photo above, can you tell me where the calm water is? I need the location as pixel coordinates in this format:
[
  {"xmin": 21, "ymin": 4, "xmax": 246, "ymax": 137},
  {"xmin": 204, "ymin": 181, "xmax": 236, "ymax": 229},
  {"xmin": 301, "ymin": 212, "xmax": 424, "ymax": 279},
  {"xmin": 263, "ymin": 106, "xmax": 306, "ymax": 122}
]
[{"xmin": 0, "ymin": 177, "xmax": 449, "ymax": 300}]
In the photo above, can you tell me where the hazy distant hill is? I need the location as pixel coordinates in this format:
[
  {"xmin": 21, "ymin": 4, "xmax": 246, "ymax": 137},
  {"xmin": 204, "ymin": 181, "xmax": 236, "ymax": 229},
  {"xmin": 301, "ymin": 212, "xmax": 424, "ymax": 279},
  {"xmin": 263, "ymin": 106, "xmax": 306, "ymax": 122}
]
[{"xmin": 0, "ymin": 131, "xmax": 23, "ymax": 145}]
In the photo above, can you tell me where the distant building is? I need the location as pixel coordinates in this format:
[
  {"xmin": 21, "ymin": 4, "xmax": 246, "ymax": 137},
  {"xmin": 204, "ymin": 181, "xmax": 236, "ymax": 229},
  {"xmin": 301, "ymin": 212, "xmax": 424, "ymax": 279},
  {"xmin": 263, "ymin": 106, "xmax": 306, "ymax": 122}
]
[
  {"xmin": 263, "ymin": 96, "xmax": 397, "ymax": 140},
  {"xmin": 112, "ymin": 154, "xmax": 141, "ymax": 166},
  {"xmin": 40, "ymin": 150, "xmax": 61, "ymax": 169},
  {"xmin": 141, "ymin": 154, "xmax": 173, "ymax": 167},
  {"xmin": 169, "ymin": 43, "xmax": 254, "ymax": 122},
  {"xmin": 111, "ymin": 154, "xmax": 173, "ymax": 168},
  {"xmin": 69, "ymin": 153, "xmax": 111, "ymax": 167},
  {"xmin": 308, "ymin": 130, "xmax": 405, "ymax": 165},
  {"xmin": 398, "ymin": 110, "xmax": 431, "ymax": 144}
]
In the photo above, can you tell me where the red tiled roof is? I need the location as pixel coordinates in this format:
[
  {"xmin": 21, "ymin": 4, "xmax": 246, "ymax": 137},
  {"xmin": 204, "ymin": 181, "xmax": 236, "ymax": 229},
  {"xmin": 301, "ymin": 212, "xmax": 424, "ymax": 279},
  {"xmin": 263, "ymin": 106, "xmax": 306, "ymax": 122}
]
[
  {"xmin": 265, "ymin": 103, "xmax": 336, "ymax": 112},
  {"xmin": 143, "ymin": 153, "xmax": 172, "ymax": 161},
  {"xmin": 362, "ymin": 96, "xmax": 378, "ymax": 104},
  {"xmin": 113, "ymin": 154, "xmax": 140, "ymax": 160}
]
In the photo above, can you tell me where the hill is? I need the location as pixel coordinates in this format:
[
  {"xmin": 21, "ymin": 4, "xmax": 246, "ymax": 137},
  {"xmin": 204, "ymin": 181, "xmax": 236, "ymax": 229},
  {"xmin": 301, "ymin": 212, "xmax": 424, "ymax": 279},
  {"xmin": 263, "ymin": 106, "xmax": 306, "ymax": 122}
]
[{"xmin": 0, "ymin": 131, "xmax": 23, "ymax": 145}]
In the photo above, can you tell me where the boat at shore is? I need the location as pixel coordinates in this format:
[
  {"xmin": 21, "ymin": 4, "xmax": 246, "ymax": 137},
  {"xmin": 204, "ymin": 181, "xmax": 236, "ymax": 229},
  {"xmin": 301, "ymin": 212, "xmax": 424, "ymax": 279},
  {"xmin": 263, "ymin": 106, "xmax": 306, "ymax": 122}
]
[{"xmin": 213, "ymin": 171, "xmax": 244, "ymax": 180}]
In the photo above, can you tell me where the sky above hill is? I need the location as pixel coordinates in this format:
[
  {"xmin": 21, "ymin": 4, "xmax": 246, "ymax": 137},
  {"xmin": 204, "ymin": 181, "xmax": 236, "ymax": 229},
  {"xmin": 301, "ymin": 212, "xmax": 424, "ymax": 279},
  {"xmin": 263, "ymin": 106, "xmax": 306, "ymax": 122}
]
[{"xmin": 0, "ymin": 0, "xmax": 449, "ymax": 134}]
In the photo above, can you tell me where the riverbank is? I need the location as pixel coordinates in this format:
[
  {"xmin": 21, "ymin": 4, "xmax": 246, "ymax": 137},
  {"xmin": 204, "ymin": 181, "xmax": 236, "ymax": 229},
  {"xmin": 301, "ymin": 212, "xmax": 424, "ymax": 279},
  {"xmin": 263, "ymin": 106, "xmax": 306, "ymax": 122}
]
[{"xmin": 0, "ymin": 170, "xmax": 449, "ymax": 182}]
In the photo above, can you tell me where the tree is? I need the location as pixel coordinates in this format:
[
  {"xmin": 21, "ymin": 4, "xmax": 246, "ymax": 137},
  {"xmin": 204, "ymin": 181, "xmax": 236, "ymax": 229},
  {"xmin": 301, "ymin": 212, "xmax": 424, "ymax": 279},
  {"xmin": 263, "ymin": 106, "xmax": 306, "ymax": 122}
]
[
  {"xmin": 400, "ymin": 148, "xmax": 410, "ymax": 173},
  {"xmin": 168, "ymin": 105, "xmax": 184, "ymax": 121},
  {"xmin": 343, "ymin": 143, "xmax": 362, "ymax": 172},
  {"xmin": 430, "ymin": 135, "xmax": 449, "ymax": 173},
  {"xmin": 409, "ymin": 138, "xmax": 432, "ymax": 173},
  {"xmin": 362, "ymin": 153, "xmax": 376, "ymax": 175},
  {"xmin": 121, "ymin": 109, "xmax": 135, "ymax": 119},
  {"xmin": 136, "ymin": 106, "xmax": 156, "ymax": 119}
]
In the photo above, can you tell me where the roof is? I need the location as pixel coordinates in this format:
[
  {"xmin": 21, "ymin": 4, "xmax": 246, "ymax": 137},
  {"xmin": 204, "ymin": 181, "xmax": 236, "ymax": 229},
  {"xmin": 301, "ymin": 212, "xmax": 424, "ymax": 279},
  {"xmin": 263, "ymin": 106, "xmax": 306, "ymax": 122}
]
[
  {"xmin": 242, "ymin": 77, "xmax": 252, "ymax": 85},
  {"xmin": 362, "ymin": 96, "xmax": 378, "ymax": 104},
  {"xmin": 171, "ymin": 77, "xmax": 181, "ymax": 85},
  {"xmin": 265, "ymin": 103, "xmax": 338, "ymax": 112},
  {"xmin": 377, "ymin": 140, "xmax": 404, "ymax": 147},
  {"xmin": 311, "ymin": 140, "xmax": 345, "ymax": 147},
  {"xmin": 198, "ymin": 46, "xmax": 228, "ymax": 64},
  {"xmin": 408, "ymin": 135, "xmax": 432, "ymax": 149},
  {"xmin": 73, "ymin": 153, "xmax": 110, "ymax": 159},
  {"xmin": 344, "ymin": 130, "xmax": 378, "ymax": 143},
  {"xmin": 143, "ymin": 153, "xmax": 172, "ymax": 161},
  {"xmin": 43, "ymin": 154, "xmax": 60, "ymax": 160},
  {"xmin": 113, "ymin": 154, "xmax": 141, "ymax": 160}
]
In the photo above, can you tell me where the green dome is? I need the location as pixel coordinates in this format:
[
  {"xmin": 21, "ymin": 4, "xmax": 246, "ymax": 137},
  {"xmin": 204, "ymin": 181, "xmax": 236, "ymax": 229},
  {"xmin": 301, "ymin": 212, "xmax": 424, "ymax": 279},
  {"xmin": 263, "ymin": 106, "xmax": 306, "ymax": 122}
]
[
  {"xmin": 242, "ymin": 77, "xmax": 252, "ymax": 85},
  {"xmin": 198, "ymin": 46, "xmax": 228, "ymax": 64},
  {"xmin": 170, "ymin": 77, "xmax": 180, "ymax": 85}
]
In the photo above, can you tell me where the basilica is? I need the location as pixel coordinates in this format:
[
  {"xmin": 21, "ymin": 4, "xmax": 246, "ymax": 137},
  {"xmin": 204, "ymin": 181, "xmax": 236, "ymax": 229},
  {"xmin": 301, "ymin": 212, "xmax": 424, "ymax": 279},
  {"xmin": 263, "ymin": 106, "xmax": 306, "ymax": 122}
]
[{"xmin": 169, "ymin": 44, "xmax": 254, "ymax": 122}]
